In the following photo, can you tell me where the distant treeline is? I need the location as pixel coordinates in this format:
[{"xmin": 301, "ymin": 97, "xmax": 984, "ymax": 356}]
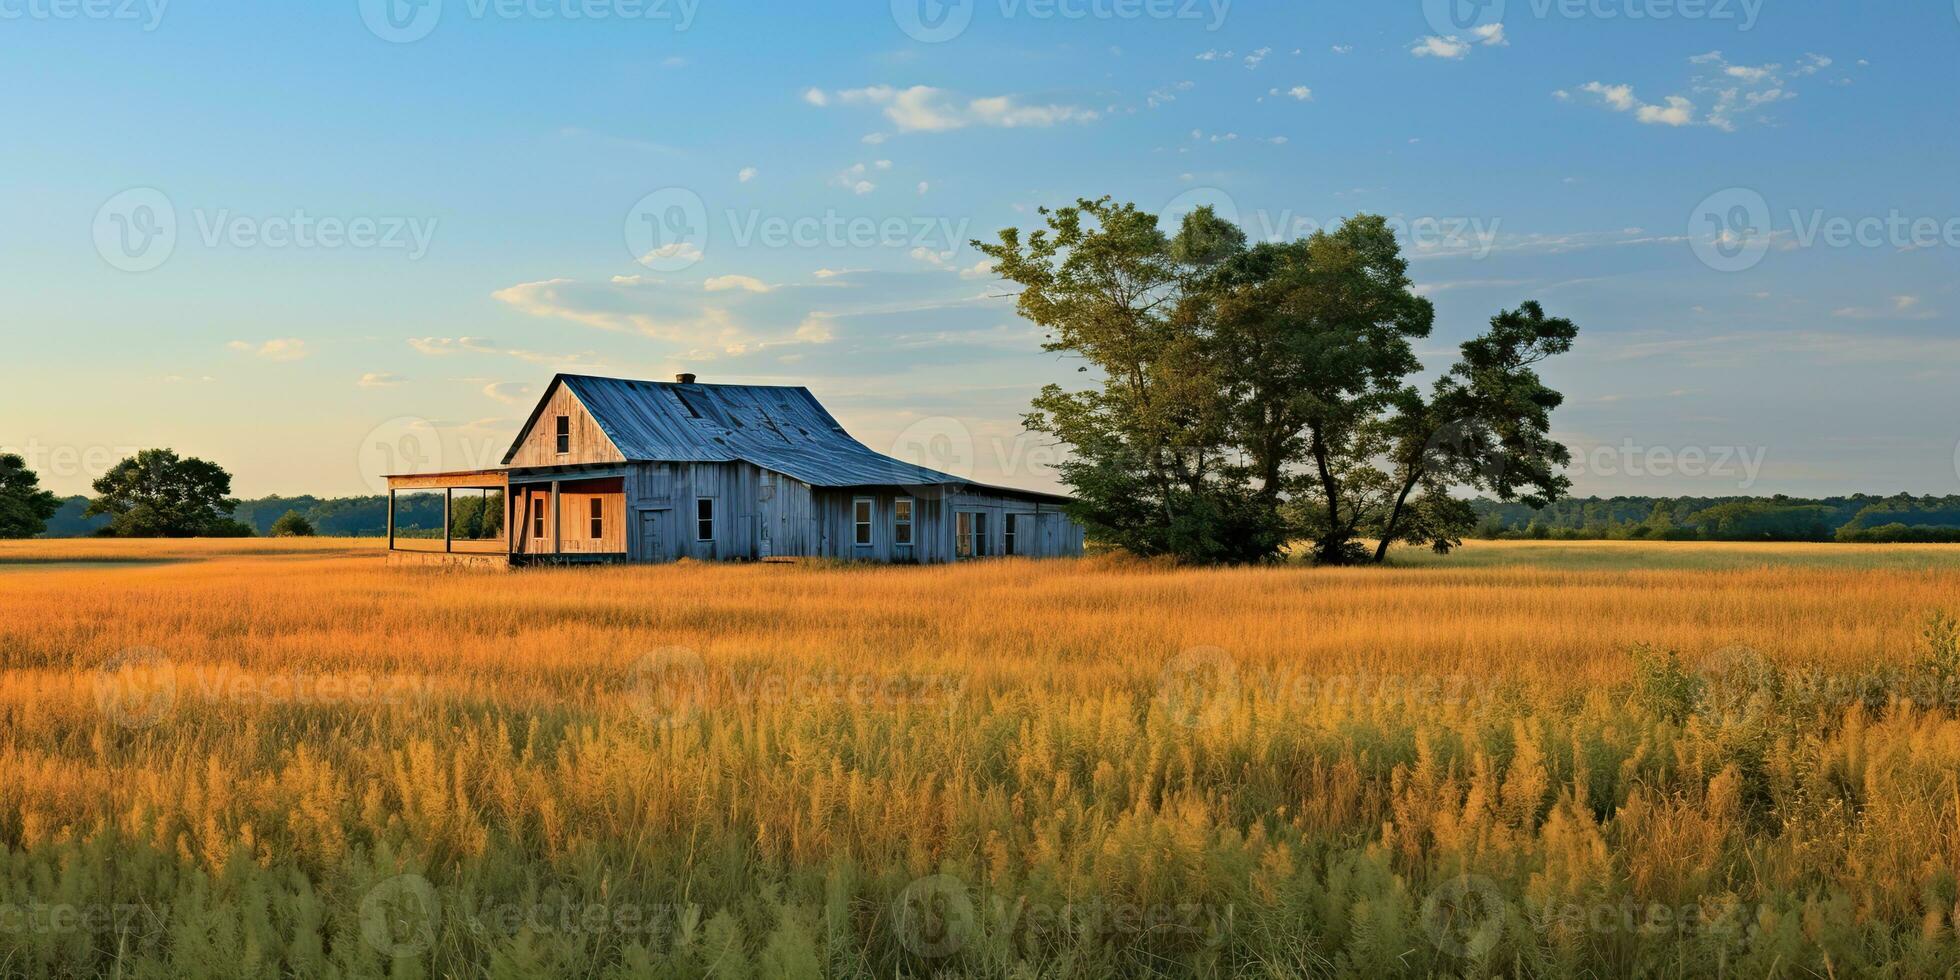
[
  {"xmin": 42, "ymin": 492, "xmax": 505, "ymax": 539},
  {"xmin": 1471, "ymin": 494, "xmax": 1960, "ymax": 543}
]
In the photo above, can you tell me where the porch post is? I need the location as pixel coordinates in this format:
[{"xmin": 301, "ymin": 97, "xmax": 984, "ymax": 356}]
[
  {"xmin": 551, "ymin": 480, "xmax": 562, "ymax": 556},
  {"xmin": 506, "ymin": 488, "xmax": 516, "ymax": 555},
  {"xmin": 386, "ymin": 489, "xmax": 396, "ymax": 551},
  {"xmin": 443, "ymin": 488, "xmax": 453, "ymax": 553}
]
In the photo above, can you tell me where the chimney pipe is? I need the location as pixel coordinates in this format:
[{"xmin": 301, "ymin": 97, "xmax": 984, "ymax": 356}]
[{"xmin": 675, "ymin": 373, "xmax": 697, "ymax": 384}]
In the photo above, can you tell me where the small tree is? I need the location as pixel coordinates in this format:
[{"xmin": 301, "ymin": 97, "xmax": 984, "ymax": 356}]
[
  {"xmin": 269, "ymin": 510, "xmax": 316, "ymax": 537},
  {"xmin": 0, "ymin": 454, "xmax": 62, "ymax": 539},
  {"xmin": 85, "ymin": 449, "xmax": 242, "ymax": 538}
]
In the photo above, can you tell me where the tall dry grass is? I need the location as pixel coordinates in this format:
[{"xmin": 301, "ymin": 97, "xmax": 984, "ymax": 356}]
[{"xmin": 2, "ymin": 539, "xmax": 1959, "ymax": 977}]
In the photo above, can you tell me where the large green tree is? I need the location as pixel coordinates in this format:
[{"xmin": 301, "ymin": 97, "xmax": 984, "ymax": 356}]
[
  {"xmin": 975, "ymin": 198, "xmax": 1278, "ymax": 563},
  {"xmin": 0, "ymin": 454, "xmax": 61, "ymax": 539},
  {"xmin": 982, "ymin": 199, "xmax": 1579, "ymax": 565},
  {"xmin": 86, "ymin": 449, "xmax": 246, "ymax": 538}
]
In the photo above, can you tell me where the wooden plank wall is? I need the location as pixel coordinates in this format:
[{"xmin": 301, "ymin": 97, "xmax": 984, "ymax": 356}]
[
  {"xmin": 607, "ymin": 460, "xmax": 1083, "ymax": 564},
  {"xmin": 507, "ymin": 384, "xmax": 626, "ymax": 468},
  {"xmin": 512, "ymin": 480, "xmax": 627, "ymax": 555}
]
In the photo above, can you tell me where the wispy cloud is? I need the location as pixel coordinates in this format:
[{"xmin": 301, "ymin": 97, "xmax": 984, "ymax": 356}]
[
  {"xmin": 228, "ymin": 339, "xmax": 309, "ymax": 362},
  {"xmin": 805, "ymin": 85, "xmax": 1098, "ymax": 132}
]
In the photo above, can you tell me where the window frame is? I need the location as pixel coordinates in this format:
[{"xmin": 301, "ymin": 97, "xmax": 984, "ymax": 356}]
[
  {"xmin": 853, "ymin": 496, "xmax": 875, "ymax": 548},
  {"xmin": 893, "ymin": 497, "xmax": 914, "ymax": 547},
  {"xmin": 589, "ymin": 497, "xmax": 604, "ymax": 540},
  {"xmin": 695, "ymin": 497, "xmax": 715, "ymax": 542},
  {"xmin": 956, "ymin": 510, "xmax": 988, "ymax": 559},
  {"xmin": 554, "ymin": 415, "xmax": 571, "ymax": 455},
  {"xmin": 1004, "ymin": 512, "xmax": 1024, "ymax": 556},
  {"xmin": 532, "ymin": 498, "xmax": 546, "ymax": 538}
]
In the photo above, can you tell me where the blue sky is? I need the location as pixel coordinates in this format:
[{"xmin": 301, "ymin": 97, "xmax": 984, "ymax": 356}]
[{"xmin": 4, "ymin": 1, "xmax": 1957, "ymax": 498}]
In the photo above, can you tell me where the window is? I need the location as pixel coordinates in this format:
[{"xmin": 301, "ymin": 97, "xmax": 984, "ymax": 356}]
[
  {"xmin": 589, "ymin": 498, "xmax": 604, "ymax": 539},
  {"xmin": 1005, "ymin": 513, "xmax": 1024, "ymax": 556},
  {"xmin": 554, "ymin": 415, "xmax": 570, "ymax": 454},
  {"xmin": 893, "ymin": 497, "xmax": 914, "ymax": 546},
  {"xmin": 853, "ymin": 497, "xmax": 874, "ymax": 547},
  {"xmin": 696, "ymin": 497, "xmax": 715, "ymax": 541},
  {"xmin": 956, "ymin": 511, "xmax": 988, "ymax": 559},
  {"xmin": 532, "ymin": 498, "xmax": 546, "ymax": 538}
]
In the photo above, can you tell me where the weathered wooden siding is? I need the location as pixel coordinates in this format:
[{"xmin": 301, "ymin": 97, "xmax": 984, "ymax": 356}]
[
  {"xmin": 507, "ymin": 384, "xmax": 625, "ymax": 468},
  {"xmin": 512, "ymin": 479, "xmax": 627, "ymax": 555},
  {"xmin": 491, "ymin": 459, "xmax": 1083, "ymax": 565}
]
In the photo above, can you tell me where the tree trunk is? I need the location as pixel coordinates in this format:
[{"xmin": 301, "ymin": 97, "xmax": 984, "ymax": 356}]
[
  {"xmin": 1309, "ymin": 432, "xmax": 1351, "ymax": 565},
  {"xmin": 1372, "ymin": 470, "xmax": 1423, "ymax": 564}
]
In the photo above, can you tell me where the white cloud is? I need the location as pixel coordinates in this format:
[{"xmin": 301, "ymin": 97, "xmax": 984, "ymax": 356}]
[
  {"xmin": 1243, "ymin": 47, "xmax": 1271, "ymax": 70},
  {"xmin": 801, "ymin": 87, "xmax": 828, "ymax": 107},
  {"xmin": 1262, "ymin": 136, "xmax": 1290, "ymax": 145},
  {"xmin": 737, "ymin": 166, "xmax": 757, "ymax": 183},
  {"xmin": 228, "ymin": 339, "xmax": 309, "ymax": 362},
  {"xmin": 917, "ymin": 181, "xmax": 929, "ymax": 195},
  {"xmin": 1411, "ymin": 36, "xmax": 1469, "ymax": 59},
  {"xmin": 1331, "ymin": 44, "xmax": 1352, "ymax": 55},
  {"xmin": 1834, "ymin": 295, "xmax": 1936, "ymax": 321},
  {"xmin": 1278, "ymin": 85, "xmax": 1312, "ymax": 101},
  {"xmin": 1572, "ymin": 51, "xmax": 1837, "ymax": 132},
  {"xmin": 704, "ymin": 275, "xmax": 775, "ymax": 294},
  {"xmin": 1195, "ymin": 49, "xmax": 1234, "ymax": 61},
  {"xmin": 832, "ymin": 162, "xmax": 878, "ymax": 195},
  {"xmin": 1636, "ymin": 96, "xmax": 1696, "ymax": 127},
  {"xmin": 1471, "ymin": 23, "xmax": 1507, "ymax": 47},
  {"xmin": 357, "ymin": 372, "xmax": 403, "ymax": 388},
  {"xmin": 1573, "ymin": 82, "xmax": 1697, "ymax": 127},
  {"xmin": 482, "ymin": 382, "xmax": 533, "ymax": 405},
  {"xmin": 862, "ymin": 132, "xmax": 888, "ymax": 144},
  {"xmin": 809, "ymin": 85, "xmax": 1099, "ymax": 132}
]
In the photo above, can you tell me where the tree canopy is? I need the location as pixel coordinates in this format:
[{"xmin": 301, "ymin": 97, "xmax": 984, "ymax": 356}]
[
  {"xmin": 85, "ymin": 449, "xmax": 249, "ymax": 538},
  {"xmin": 978, "ymin": 197, "xmax": 1579, "ymax": 565},
  {"xmin": 0, "ymin": 454, "xmax": 61, "ymax": 539}
]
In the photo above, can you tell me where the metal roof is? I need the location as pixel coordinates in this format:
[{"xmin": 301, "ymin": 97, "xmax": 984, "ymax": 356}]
[{"xmin": 503, "ymin": 374, "xmax": 1070, "ymax": 501}]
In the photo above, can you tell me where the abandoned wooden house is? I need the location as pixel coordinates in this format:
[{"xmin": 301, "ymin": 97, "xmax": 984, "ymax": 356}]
[{"xmin": 384, "ymin": 373, "xmax": 1084, "ymax": 566}]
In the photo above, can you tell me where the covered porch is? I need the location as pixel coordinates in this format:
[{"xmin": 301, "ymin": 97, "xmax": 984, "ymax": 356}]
[{"xmin": 381, "ymin": 466, "xmax": 631, "ymax": 567}]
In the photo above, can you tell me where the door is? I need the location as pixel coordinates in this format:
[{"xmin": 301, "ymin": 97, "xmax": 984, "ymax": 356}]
[{"xmin": 637, "ymin": 509, "xmax": 675, "ymax": 562}]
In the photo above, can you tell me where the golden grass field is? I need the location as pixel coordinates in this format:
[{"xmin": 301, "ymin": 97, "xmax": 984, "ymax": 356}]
[{"xmin": 5, "ymin": 538, "xmax": 1960, "ymax": 978}]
